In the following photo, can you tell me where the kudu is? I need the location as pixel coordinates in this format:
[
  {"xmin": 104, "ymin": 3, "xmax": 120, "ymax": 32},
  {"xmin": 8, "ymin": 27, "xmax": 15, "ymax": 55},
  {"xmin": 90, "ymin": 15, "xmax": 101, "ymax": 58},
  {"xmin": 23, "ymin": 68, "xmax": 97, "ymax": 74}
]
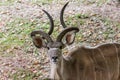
[{"xmin": 31, "ymin": 2, "xmax": 120, "ymax": 80}]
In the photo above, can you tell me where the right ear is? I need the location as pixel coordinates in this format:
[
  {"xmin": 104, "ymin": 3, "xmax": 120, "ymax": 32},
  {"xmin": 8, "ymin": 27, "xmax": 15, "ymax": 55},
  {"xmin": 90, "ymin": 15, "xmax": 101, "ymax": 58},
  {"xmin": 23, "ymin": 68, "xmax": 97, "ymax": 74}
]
[
  {"xmin": 64, "ymin": 32, "xmax": 76, "ymax": 45},
  {"xmin": 31, "ymin": 36, "xmax": 46, "ymax": 48},
  {"xmin": 56, "ymin": 27, "xmax": 79, "ymax": 45}
]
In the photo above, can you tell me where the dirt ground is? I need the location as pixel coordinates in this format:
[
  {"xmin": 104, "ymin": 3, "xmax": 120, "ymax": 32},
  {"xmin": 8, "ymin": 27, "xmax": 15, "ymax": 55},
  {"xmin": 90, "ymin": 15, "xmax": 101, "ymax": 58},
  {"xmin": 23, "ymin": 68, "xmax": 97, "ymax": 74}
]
[{"xmin": 0, "ymin": 0, "xmax": 120, "ymax": 80}]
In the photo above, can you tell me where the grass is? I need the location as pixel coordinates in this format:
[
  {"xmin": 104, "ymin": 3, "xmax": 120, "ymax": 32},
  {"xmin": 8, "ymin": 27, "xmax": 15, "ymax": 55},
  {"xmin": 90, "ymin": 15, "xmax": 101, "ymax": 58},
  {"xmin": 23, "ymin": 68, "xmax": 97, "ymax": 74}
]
[
  {"xmin": 0, "ymin": 0, "xmax": 53, "ymax": 6},
  {"xmin": 11, "ymin": 68, "xmax": 41, "ymax": 80},
  {"xmin": 0, "ymin": 18, "xmax": 31, "ymax": 53},
  {"xmin": 0, "ymin": 0, "xmax": 111, "ymax": 6},
  {"xmin": 0, "ymin": 0, "xmax": 15, "ymax": 6},
  {"xmin": 0, "ymin": 18, "xmax": 51, "ymax": 53},
  {"xmin": 0, "ymin": 17, "xmax": 50, "ymax": 79},
  {"xmin": 79, "ymin": 0, "xmax": 110, "ymax": 6},
  {"xmin": 32, "ymin": 0, "xmax": 53, "ymax": 5}
]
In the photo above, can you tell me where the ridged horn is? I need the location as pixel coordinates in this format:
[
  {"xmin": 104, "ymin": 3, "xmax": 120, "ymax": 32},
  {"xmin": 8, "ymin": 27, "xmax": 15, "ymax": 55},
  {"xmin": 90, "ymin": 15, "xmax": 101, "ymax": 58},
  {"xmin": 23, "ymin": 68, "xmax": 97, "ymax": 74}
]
[
  {"xmin": 31, "ymin": 30, "xmax": 53, "ymax": 43},
  {"xmin": 60, "ymin": 2, "xmax": 69, "ymax": 28},
  {"xmin": 42, "ymin": 9, "xmax": 54, "ymax": 35}
]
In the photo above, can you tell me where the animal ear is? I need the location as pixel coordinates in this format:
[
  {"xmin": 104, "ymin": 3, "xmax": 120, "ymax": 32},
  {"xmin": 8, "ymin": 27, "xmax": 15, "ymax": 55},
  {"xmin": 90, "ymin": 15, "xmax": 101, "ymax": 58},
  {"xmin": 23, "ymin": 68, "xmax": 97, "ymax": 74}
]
[
  {"xmin": 31, "ymin": 35, "xmax": 46, "ymax": 48},
  {"xmin": 57, "ymin": 27, "xmax": 79, "ymax": 45},
  {"xmin": 64, "ymin": 33, "xmax": 75, "ymax": 45}
]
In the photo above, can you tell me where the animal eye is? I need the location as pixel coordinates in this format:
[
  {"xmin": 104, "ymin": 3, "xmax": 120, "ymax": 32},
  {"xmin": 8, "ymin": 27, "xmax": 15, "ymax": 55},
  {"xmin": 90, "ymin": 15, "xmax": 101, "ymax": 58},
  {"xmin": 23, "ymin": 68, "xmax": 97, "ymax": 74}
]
[
  {"xmin": 47, "ymin": 47, "xmax": 50, "ymax": 49},
  {"xmin": 59, "ymin": 46, "xmax": 62, "ymax": 49}
]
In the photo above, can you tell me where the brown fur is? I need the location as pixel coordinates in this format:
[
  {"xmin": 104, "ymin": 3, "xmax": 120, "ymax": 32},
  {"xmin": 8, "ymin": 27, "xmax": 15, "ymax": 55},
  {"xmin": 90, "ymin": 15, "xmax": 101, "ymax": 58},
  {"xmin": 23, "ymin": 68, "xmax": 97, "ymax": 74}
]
[{"xmin": 53, "ymin": 43, "xmax": 120, "ymax": 80}]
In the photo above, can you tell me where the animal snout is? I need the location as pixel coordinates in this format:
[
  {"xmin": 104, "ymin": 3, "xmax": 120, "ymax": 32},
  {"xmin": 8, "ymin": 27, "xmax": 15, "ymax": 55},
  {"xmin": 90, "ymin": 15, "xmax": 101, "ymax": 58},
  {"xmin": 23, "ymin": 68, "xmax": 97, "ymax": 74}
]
[{"xmin": 51, "ymin": 56, "xmax": 58, "ymax": 62}]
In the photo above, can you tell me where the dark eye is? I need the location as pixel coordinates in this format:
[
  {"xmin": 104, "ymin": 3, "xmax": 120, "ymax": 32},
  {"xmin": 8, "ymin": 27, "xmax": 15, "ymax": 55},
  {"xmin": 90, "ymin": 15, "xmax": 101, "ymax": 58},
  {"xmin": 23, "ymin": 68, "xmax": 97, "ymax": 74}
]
[
  {"xmin": 47, "ymin": 47, "xmax": 50, "ymax": 49},
  {"xmin": 59, "ymin": 46, "xmax": 62, "ymax": 49}
]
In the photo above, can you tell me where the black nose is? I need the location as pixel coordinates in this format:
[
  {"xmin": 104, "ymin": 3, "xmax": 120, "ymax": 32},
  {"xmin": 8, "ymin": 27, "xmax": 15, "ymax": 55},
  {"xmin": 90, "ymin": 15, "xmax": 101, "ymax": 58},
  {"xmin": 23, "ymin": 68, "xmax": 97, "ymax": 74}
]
[
  {"xmin": 52, "ymin": 56, "xmax": 58, "ymax": 62},
  {"xmin": 52, "ymin": 56, "xmax": 58, "ymax": 59}
]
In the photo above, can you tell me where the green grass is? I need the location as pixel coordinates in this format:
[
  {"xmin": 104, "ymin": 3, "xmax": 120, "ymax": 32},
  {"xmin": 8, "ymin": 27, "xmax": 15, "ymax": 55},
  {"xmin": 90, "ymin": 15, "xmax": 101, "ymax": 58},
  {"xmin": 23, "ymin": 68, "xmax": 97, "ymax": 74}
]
[
  {"xmin": 0, "ymin": 0, "xmax": 15, "ymax": 6},
  {"xmin": 0, "ymin": 18, "xmax": 30, "ymax": 52},
  {"xmin": 0, "ymin": 18, "xmax": 51, "ymax": 53},
  {"xmin": 32, "ymin": 0, "xmax": 53, "ymax": 5},
  {"xmin": 79, "ymin": 0, "xmax": 110, "ymax": 6},
  {"xmin": 0, "ymin": 0, "xmax": 111, "ymax": 6},
  {"xmin": 0, "ymin": 0, "xmax": 53, "ymax": 6},
  {"xmin": 0, "ymin": 13, "xmax": 86, "ymax": 54}
]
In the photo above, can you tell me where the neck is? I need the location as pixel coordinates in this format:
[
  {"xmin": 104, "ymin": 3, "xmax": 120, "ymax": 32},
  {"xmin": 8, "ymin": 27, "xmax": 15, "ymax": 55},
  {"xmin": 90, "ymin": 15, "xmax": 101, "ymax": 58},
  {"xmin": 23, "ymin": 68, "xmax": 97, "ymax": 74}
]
[{"xmin": 50, "ymin": 56, "xmax": 65, "ymax": 79}]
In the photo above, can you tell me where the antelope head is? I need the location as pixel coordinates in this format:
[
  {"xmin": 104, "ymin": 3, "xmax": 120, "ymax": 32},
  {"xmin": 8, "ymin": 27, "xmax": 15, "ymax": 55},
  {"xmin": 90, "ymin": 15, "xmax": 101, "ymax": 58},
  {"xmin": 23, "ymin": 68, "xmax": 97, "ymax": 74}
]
[{"xmin": 31, "ymin": 2, "xmax": 79, "ymax": 64}]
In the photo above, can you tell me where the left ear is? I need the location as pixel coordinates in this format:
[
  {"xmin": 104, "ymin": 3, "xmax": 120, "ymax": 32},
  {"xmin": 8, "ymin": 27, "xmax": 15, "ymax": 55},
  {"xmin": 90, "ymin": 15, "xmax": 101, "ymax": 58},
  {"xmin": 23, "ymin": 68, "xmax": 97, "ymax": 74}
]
[
  {"xmin": 64, "ymin": 32, "xmax": 76, "ymax": 45},
  {"xmin": 31, "ymin": 35, "xmax": 47, "ymax": 48}
]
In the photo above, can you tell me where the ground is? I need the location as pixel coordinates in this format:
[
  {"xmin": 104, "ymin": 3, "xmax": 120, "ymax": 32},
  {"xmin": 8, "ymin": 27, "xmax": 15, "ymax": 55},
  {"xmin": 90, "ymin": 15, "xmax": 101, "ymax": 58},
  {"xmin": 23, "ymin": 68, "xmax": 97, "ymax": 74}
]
[{"xmin": 0, "ymin": 0, "xmax": 120, "ymax": 80}]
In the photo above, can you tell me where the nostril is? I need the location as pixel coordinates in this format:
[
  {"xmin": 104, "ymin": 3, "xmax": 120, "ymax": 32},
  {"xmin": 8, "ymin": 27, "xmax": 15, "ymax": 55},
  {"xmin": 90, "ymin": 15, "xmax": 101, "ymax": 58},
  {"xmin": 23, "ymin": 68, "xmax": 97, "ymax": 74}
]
[
  {"xmin": 51, "ymin": 56, "xmax": 58, "ymax": 62},
  {"xmin": 55, "ymin": 56, "xmax": 58, "ymax": 60},
  {"xmin": 52, "ymin": 56, "xmax": 58, "ymax": 59}
]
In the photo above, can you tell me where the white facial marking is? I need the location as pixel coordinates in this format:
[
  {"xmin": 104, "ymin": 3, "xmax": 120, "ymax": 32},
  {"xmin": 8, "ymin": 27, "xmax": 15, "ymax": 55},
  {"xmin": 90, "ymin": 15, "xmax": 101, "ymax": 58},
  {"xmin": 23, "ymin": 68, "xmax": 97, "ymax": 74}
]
[{"xmin": 48, "ymin": 48, "xmax": 61, "ymax": 64}]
